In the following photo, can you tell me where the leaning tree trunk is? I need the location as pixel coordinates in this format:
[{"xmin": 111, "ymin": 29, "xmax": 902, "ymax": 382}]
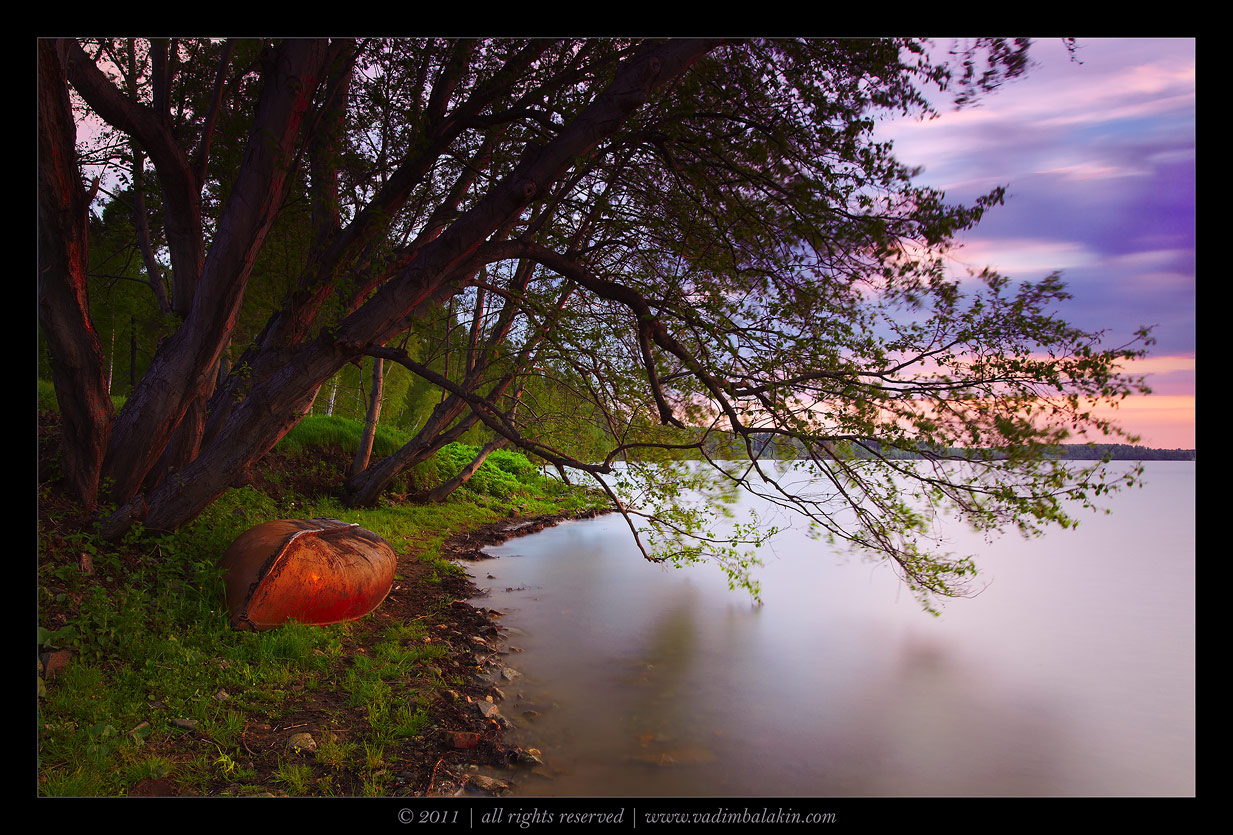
[
  {"xmin": 109, "ymin": 337, "xmax": 339, "ymax": 536},
  {"xmin": 37, "ymin": 39, "xmax": 113, "ymax": 509},
  {"xmin": 418, "ymin": 378, "xmax": 521, "ymax": 504},
  {"xmin": 142, "ymin": 364, "xmax": 218, "ymax": 493},
  {"xmin": 344, "ymin": 392, "xmax": 474, "ymax": 506},
  {"xmin": 349, "ymin": 357, "xmax": 385, "ymax": 479},
  {"xmin": 418, "ymin": 437, "xmax": 509, "ymax": 503}
]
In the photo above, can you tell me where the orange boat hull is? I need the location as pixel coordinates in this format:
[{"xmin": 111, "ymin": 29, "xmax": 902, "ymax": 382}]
[{"xmin": 219, "ymin": 518, "xmax": 396, "ymax": 631}]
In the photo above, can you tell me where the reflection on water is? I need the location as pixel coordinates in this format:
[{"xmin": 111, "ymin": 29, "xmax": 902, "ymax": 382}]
[{"xmin": 470, "ymin": 463, "xmax": 1195, "ymax": 797}]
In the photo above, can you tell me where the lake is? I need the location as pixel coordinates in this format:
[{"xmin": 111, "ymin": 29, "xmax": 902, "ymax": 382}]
[{"xmin": 468, "ymin": 461, "xmax": 1195, "ymax": 797}]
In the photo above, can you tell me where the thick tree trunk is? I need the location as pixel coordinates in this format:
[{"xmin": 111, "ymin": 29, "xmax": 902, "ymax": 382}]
[
  {"xmin": 37, "ymin": 39, "xmax": 112, "ymax": 509},
  {"xmin": 142, "ymin": 373, "xmax": 215, "ymax": 493},
  {"xmin": 126, "ymin": 337, "xmax": 339, "ymax": 535}
]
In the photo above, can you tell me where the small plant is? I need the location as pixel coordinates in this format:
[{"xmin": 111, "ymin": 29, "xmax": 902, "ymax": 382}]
[
  {"xmin": 126, "ymin": 755, "xmax": 173, "ymax": 783},
  {"xmin": 213, "ymin": 747, "xmax": 239, "ymax": 777},
  {"xmin": 209, "ymin": 710, "xmax": 245, "ymax": 747},
  {"xmin": 37, "ymin": 624, "xmax": 78, "ymax": 652},
  {"xmin": 391, "ymin": 704, "xmax": 430, "ymax": 738},
  {"xmin": 315, "ymin": 735, "xmax": 358, "ymax": 769},
  {"xmin": 272, "ymin": 760, "xmax": 314, "ymax": 796},
  {"xmin": 362, "ymin": 740, "xmax": 385, "ymax": 772},
  {"xmin": 40, "ymin": 766, "xmax": 100, "ymax": 797}
]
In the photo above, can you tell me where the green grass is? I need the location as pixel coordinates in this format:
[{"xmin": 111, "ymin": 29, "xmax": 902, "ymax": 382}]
[
  {"xmin": 315, "ymin": 735, "xmax": 359, "ymax": 769},
  {"xmin": 274, "ymin": 414, "xmax": 411, "ymax": 459},
  {"xmin": 37, "ymin": 378, "xmax": 58, "ymax": 412},
  {"xmin": 39, "ymin": 377, "xmax": 128, "ymax": 414},
  {"xmin": 272, "ymin": 760, "xmax": 315, "ymax": 795},
  {"xmin": 339, "ymin": 620, "xmax": 445, "ymax": 747}
]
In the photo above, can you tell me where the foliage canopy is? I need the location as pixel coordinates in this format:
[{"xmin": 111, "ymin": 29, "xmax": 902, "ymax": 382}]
[{"xmin": 38, "ymin": 37, "xmax": 1151, "ymax": 610}]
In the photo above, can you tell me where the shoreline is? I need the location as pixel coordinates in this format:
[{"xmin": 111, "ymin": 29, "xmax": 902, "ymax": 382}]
[{"xmin": 405, "ymin": 506, "xmax": 613, "ymax": 797}]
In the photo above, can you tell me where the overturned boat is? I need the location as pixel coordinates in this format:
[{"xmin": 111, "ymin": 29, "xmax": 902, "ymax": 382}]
[{"xmin": 219, "ymin": 517, "xmax": 396, "ymax": 631}]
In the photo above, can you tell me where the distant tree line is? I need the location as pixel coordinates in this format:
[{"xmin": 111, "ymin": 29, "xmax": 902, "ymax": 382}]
[
  {"xmin": 705, "ymin": 434, "xmax": 1195, "ymax": 462},
  {"xmin": 1042, "ymin": 443, "xmax": 1195, "ymax": 461}
]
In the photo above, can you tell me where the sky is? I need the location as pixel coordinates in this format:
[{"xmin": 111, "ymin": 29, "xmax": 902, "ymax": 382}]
[{"xmin": 873, "ymin": 38, "xmax": 1196, "ymax": 449}]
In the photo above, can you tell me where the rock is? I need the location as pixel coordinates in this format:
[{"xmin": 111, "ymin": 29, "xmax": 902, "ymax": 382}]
[
  {"xmin": 509, "ymin": 747, "xmax": 545, "ymax": 767},
  {"xmin": 500, "ymin": 667, "xmax": 522, "ymax": 681},
  {"xmin": 449, "ymin": 731, "xmax": 481, "ymax": 749},
  {"xmin": 467, "ymin": 774, "xmax": 510, "ymax": 795},
  {"xmin": 477, "ymin": 702, "xmax": 501, "ymax": 720},
  {"xmin": 287, "ymin": 732, "xmax": 317, "ymax": 754},
  {"xmin": 129, "ymin": 778, "xmax": 180, "ymax": 797},
  {"xmin": 40, "ymin": 649, "xmax": 72, "ymax": 680},
  {"xmin": 172, "ymin": 718, "xmax": 199, "ymax": 731}
]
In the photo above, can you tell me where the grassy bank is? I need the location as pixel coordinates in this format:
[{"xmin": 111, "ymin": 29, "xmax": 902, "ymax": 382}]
[{"xmin": 37, "ymin": 389, "xmax": 607, "ymax": 797}]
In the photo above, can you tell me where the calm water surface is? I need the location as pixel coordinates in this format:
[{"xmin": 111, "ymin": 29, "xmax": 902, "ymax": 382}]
[{"xmin": 468, "ymin": 462, "xmax": 1194, "ymax": 797}]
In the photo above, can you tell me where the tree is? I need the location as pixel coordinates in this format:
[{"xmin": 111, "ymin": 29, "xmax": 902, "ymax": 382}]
[
  {"xmin": 38, "ymin": 39, "xmax": 112, "ymax": 509},
  {"xmin": 39, "ymin": 37, "xmax": 1151, "ymax": 609}
]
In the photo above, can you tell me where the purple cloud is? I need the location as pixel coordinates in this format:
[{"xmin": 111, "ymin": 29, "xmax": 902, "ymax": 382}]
[{"xmin": 875, "ymin": 38, "xmax": 1196, "ymax": 446}]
